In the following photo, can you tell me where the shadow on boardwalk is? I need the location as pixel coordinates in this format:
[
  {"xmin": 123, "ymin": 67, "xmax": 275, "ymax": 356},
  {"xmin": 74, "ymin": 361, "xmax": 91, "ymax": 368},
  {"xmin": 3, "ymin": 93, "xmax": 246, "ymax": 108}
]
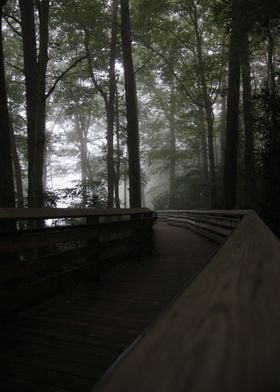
[{"xmin": 0, "ymin": 223, "xmax": 218, "ymax": 392}]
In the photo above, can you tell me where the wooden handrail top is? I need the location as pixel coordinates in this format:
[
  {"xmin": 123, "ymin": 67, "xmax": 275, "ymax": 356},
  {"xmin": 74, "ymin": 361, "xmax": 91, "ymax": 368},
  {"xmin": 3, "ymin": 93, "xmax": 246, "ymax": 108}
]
[
  {"xmin": 0, "ymin": 207, "xmax": 152, "ymax": 220},
  {"xmin": 158, "ymin": 209, "xmax": 250, "ymax": 244},
  {"xmin": 0, "ymin": 207, "xmax": 155, "ymax": 315},
  {"xmin": 157, "ymin": 209, "xmax": 252, "ymax": 218},
  {"xmin": 94, "ymin": 210, "xmax": 280, "ymax": 391}
]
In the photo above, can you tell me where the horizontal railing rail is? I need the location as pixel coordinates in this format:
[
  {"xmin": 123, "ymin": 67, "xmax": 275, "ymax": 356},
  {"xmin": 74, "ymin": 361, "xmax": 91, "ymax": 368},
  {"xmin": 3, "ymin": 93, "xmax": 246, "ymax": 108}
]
[
  {"xmin": 0, "ymin": 208, "xmax": 155, "ymax": 316},
  {"xmin": 156, "ymin": 209, "xmax": 251, "ymax": 243},
  {"xmin": 94, "ymin": 210, "xmax": 280, "ymax": 392}
]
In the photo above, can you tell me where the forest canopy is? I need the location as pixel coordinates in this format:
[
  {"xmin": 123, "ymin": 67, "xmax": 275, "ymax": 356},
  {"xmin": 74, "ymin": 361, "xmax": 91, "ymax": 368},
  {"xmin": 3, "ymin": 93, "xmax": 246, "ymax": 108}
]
[{"xmin": 0, "ymin": 0, "xmax": 280, "ymax": 230}]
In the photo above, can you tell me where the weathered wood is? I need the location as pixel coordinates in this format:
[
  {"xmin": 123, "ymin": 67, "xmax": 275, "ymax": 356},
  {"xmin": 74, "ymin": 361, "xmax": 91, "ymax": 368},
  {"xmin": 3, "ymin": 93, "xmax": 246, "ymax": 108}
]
[
  {"xmin": 0, "ymin": 208, "xmax": 151, "ymax": 220},
  {"xmin": 94, "ymin": 211, "xmax": 280, "ymax": 392},
  {"xmin": 168, "ymin": 217, "xmax": 232, "ymax": 243},
  {"xmin": 0, "ymin": 224, "xmax": 99, "ymax": 253},
  {"xmin": 0, "ymin": 244, "xmax": 99, "ymax": 284},
  {"xmin": 0, "ymin": 260, "xmax": 100, "ymax": 315},
  {"xmin": 0, "ymin": 208, "xmax": 155, "ymax": 315},
  {"xmin": 0, "ymin": 223, "xmax": 217, "ymax": 392},
  {"xmin": 158, "ymin": 210, "xmax": 243, "ymax": 243}
]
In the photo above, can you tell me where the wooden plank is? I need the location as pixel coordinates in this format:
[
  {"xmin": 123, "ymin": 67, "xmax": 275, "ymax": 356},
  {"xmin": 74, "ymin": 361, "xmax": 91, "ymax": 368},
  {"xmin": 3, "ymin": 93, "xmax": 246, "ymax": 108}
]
[
  {"xmin": 168, "ymin": 217, "xmax": 232, "ymax": 236},
  {"xmin": 168, "ymin": 220, "xmax": 226, "ymax": 244},
  {"xmin": 0, "ymin": 260, "xmax": 99, "ymax": 315},
  {"xmin": 94, "ymin": 211, "xmax": 280, "ymax": 392},
  {"xmin": 0, "ymin": 208, "xmax": 152, "ymax": 220},
  {"xmin": 168, "ymin": 212, "xmax": 240, "ymax": 228},
  {"xmin": 0, "ymin": 224, "xmax": 98, "ymax": 254},
  {"xmin": 167, "ymin": 209, "xmax": 250, "ymax": 218},
  {"xmin": 0, "ymin": 244, "xmax": 99, "ymax": 284},
  {"xmin": 167, "ymin": 210, "xmax": 242, "ymax": 243},
  {"xmin": 0, "ymin": 223, "xmax": 218, "ymax": 392}
]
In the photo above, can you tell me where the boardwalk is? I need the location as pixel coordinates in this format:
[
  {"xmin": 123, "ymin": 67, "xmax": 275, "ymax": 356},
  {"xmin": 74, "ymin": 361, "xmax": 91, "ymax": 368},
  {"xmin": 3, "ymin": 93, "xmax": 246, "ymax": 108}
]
[{"xmin": 0, "ymin": 222, "xmax": 218, "ymax": 392}]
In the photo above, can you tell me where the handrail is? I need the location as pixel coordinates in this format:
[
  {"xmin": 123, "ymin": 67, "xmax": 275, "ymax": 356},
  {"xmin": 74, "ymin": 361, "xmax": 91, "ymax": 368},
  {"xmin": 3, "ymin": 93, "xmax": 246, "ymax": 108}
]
[
  {"xmin": 156, "ymin": 209, "xmax": 251, "ymax": 243},
  {"xmin": 0, "ymin": 207, "xmax": 151, "ymax": 220},
  {"xmin": 94, "ymin": 210, "xmax": 280, "ymax": 391},
  {"xmin": 0, "ymin": 208, "xmax": 155, "ymax": 315}
]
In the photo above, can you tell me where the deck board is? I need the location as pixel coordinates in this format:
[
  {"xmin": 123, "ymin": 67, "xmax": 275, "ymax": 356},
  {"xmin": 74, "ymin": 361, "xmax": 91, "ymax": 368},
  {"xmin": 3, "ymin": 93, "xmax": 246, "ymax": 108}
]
[{"xmin": 0, "ymin": 223, "xmax": 218, "ymax": 392}]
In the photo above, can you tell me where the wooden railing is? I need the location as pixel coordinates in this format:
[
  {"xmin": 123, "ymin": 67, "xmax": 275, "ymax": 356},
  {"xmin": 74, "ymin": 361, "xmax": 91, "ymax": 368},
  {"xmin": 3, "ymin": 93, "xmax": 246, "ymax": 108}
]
[
  {"xmin": 94, "ymin": 210, "xmax": 280, "ymax": 392},
  {"xmin": 156, "ymin": 209, "xmax": 249, "ymax": 243},
  {"xmin": 0, "ymin": 208, "xmax": 155, "ymax": 316}
]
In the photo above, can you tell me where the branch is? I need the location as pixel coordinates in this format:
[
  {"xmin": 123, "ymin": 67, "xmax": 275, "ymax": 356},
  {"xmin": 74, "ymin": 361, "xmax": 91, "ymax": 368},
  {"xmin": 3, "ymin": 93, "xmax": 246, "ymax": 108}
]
[
  {"xmin": 3, "ymin": 14, "xmax": 22, "ymax": 37},
  {"xmin": 137, "ymin": 37, "xmax": 204, "ymax": 108},
  {"xmin": 83, "ymin": 29, "xmax": 108, "ymax": 105},
  {"xmin": 2, "ymin": 12, "xmax": 21, "ymax": 26},
  {"xmin": 6, "ymin": 61, "xmax": 24, "ymax": 74},
  {"xmin": 45, "ymin": 54, "xmax": 87, "ymax": 99},
  {"xmin": 135, "ymin": 55, "xmax": 153, "ymax": 74}
]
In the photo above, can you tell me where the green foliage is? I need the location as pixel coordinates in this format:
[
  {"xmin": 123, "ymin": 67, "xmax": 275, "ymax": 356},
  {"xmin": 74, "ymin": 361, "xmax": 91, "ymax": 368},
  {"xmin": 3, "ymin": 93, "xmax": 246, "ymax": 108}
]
[
  {"xmin": 47, "ymin": 179, "xmax": 107, "ymax": 208},
  {"xmin": 2, "ymin": 0, "xmax": 280, "ymax": 214},
  {"xmin": 152, "ymin": 191, "xmax": 168, "ymax": 210},
  {"xmin": 255, "ymin": 87, "xmax": 280, "ymax": 232}
]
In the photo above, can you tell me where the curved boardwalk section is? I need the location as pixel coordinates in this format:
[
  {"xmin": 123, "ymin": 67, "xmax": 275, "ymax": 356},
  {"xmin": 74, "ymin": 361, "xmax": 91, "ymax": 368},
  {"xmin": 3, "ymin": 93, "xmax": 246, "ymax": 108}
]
[
  {"xmin": 0, "ymin": 223, "xmax": 217, "ymax": 392},
  {"xmin": 95, "ymin": 211, "xmax": 280, "ymax": 392}
]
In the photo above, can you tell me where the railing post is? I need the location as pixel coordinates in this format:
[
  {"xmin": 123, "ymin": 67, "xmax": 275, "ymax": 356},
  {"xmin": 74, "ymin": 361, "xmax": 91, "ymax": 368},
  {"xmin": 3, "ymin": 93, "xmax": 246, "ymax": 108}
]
[
  {"xmin": 139, "ymin": 211, "xmax": 155, "ymax": 256},
  {"xmin": 86, "ymin": 215, "xmax": 100, "ymax": 278}
]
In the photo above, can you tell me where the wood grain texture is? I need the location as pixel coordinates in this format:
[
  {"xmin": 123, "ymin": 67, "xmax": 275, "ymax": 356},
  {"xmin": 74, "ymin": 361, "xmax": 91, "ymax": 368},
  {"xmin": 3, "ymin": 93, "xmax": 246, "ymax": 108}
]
[
  {"xmin": 0, "ymin": 210, "xmax": 155, "ymax": 315},
  {"xmin": 0, "ymin": 223, "xmax": 217, "ymax": 392},
  {"xmin": 94, "ymin": 211, "xmax": 280, "ymax": 392},
  {"xmin": 0, "ymin": 208, "xmax": 152, "ymax": 220},
  {"xmin": 167, "ymin": 210, "xmax": 241, "ymax": 244}
]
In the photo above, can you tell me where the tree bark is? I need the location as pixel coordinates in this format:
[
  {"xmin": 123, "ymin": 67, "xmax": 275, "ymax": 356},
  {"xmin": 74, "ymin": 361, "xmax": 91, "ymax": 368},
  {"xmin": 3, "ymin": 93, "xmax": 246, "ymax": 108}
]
[
  {"xmin": 168, "ymin": 77, "xmax": 176, "ymax": 209},
  {"xmin": 19, "ymin": 0, "xmax": 49, "ymax": 208},
  {"xmin": 120, "ymin": 0, "xmax": 141, "ymax": 208},
  {"xmin": 220, "ymin": 73, "xmax": 227, "ymax": 169},
  {"xmin": 9, "ymin": 117, "xmax": 24, "ymax": 207},
  {"xmin": 107, "ymin": 0, "xmax": 118, "ymax": 208},
  {"xmin": 266, "ymin": 21, "xmax": 278, "ymax": 135},
  {"xmin": 0, "ymin": 3, "xmax": 15, "ymax": 210},
  {"xmin": 199, "ymin": 106, "xmax": 209, "ymax": 187},
  {"xmin": 240, "ymin": 30, "xmax": 256, "ymax": 207},
  {"xmin": 192, "ymin": 1, "xmax": 217, "ymax": 207},
  {"xmin": 223, "ymin": 0, "xmax": 241, "ymax": 209},
  {"xmin": 114, "ymin": 85, "xmax": 121, "ymax": 208}
]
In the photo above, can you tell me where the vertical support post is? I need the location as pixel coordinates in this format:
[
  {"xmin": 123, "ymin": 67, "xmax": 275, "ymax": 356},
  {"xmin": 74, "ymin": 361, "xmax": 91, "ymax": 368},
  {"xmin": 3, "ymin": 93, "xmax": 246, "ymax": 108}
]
[{"xmin": 86, "ymin": 215, "xmax": 100, "ymax": 278}]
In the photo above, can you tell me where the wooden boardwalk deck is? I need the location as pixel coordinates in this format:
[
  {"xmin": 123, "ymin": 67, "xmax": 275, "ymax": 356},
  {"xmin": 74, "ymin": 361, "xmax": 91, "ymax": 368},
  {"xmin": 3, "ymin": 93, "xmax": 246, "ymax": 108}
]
[{"xmin": 0, "ymin": 223, "xmax": 218, "ymax": 392}]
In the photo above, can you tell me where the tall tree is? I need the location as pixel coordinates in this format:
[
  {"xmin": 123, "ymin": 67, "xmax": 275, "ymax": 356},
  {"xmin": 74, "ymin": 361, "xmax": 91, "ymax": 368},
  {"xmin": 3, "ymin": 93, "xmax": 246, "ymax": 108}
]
[
  {"xmin": 0, "ymin": 0, "xmax": 15, "ymax": 209},
  {"xmin": 240, "ymin": 29, "xmax": 256, "ymax": 207},
  {"xmin": 168, "ymin": 75, "xmax": 176, "ymax": 209},
  {"xmin": 188, "ymin": 0, "xmax": 218, "ymax": 207},
  {"xmin": 10, "ymin": 116, "xmax": 24, "ymax": 207},
  {"xmin": 223, "ymin": 0, "xmax": 241, "ymax": 209},
  {"xmin": 19, "ymin": 0, "xmax": 49, "ymax": 208},
  {"xmin": 120, "ymin": 0, "xmax": 141, "ymax": 207},
  {"xmin": 107, "ymin": 0, "xmax": 118, "ymax": 208}
]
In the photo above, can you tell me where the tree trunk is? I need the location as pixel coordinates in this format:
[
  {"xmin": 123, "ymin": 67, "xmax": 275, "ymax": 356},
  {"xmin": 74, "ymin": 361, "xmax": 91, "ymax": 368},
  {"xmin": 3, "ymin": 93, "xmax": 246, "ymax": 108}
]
[
  {"xmin": 220, "ymin": 74, "xmax": 227, "ymax": 169},
  {"xmin": 199, "ymin": 106, "xmax": 209, "ymax": 206},
  {"xmin": 19, "ymin": 0, "xmax": 49, "ymax": 208},
  {"xmin": 168, "ymin": 78, "xmax": 176, "ymax": 209},
  {"xmin": 19, "ymin": 0, "xmax": 37, "ymax": 207},
  {"xmin": 36, "ymin": 0, "xmax": 49, "ymax": 204},
  {"xmin": 267, "ymin": 21, "xmax": 278, "ymax": 134},
  {"xmin": 106, "ymin": 0, "xmax": 118, "ymax": 208},
  {"xmin": 74, "ymin": 108, "xmax": 90, "ymax": 206},
  {"xmin": 192, "ymin": 1, "xmax": 217, "ymax": 207},
  {"xmin": 241, "ymin": 30, "xmax": 256, "ymax": 207},
  {"xmin": 9, "ymin": 117, "xmax": 24, "ymax": 207},
  {"xmin": 0, "ymin": 3, "xmax": 15, "ymax": 210},
  {"xmin": 223, "ymin": 0, "xmax": 241, "ymax": 209},
  {"xmin": 120, "ymin": 0, "xmax": 141, "ymax": 208},
  {"xmin": 199, "ymin": 107, "xmax": 209, "ymax": 186},
  {"xmin": 114, "ymin": 85, "xmax": 121, "ymax": 208}
]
